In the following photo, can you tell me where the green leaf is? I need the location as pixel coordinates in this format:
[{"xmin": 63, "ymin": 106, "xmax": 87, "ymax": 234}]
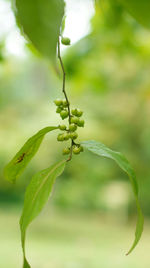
[
  {"xmin": 118, "ymin": 0, "xmax": 150, "ymax": 29},
  {"xmin": 4, "ymin": 126, "xmax": 58, "ymax": 183},
  {"xmin": 81, "ymin": 140, "xmax": 144, "ymax": 255},
  {"xmin": 14, "ymin": 0, "xmax": 65, "ymax": 60},
  {"xmin": 20, "ymin": 160, "xmax": 66, "ymax": 268},
  {"xmin": 61, "ymin": 15, "xmax": 66, "ymax": 35}
]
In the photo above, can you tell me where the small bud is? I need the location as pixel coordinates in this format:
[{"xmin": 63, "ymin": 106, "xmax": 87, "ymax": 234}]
[
  {"xmin": 63, "ymin": 147, "xmax": 70, "ymax": 155},
  {"xmin": 73, "ymin": 146, "xmax": 81, "ymax": 155},
  {"xmin": 63, "ymin": 133, "xmax": 70, "ymax": 141},
  {"xmin": 60, "ymin": 110, "xmax": 69, "ymax": 120},
  {"xmin": 57, "ymin": 134, "xmax": 64, "ymax": 142},
  {"xmin": 77, "ymin": 119, "xmax": 85, "ymax": 127},
  {"xmin": 76, "ymin": 109, "xmax": 83, "ymax": 117},
  {"xmin": 54, "ymin": 99, "xmax": 63, "ymax": 106},
  {"xmin": 70, "ymin": 132, "xmax": 78, "ymax": 140},
  {"xmin": 62, "ymin": 100, "xmax": 68, "ymax": 107},
  {"xmin": 61, "ymin": 37, "xmax": 71, "ymax": 46},
  {"xmin": 71, "ymin": 108, "xmax": 83, "ymax": 117},
  {"xmin": 69, "ymin": 124, "xmax": 77, "ymax": 132},
  {"xmin": 71, "ymin": 117, "xmax": 79, "ymax": 124},
  {"xmin": 59, "ymin": 125, "xmax": 66, "ymax": 131},
  {"xmin": 56, "ymin": 107, "xmax": 62, "ymax": 113}
]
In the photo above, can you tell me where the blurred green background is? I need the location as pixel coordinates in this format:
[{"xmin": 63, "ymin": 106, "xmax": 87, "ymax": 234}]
[{"xmin": 0, "ymin": 0, "xmax": 150, "ymax": 267}]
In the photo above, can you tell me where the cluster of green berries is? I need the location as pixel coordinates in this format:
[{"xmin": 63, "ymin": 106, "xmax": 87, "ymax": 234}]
[
  {"xmin": 54, "ymin": 99, "xmax": 69, "ymax": 120},
  {"xmin": 54, "ymin": 99, "xmax": 85, "ymax": 156},
  {"xmin": 70, "ymin": 109, "xmax": 84, "ymax": 127},
  {"xmin": 63, "ymin": 144, "xmax": 83, "ymax": 155}
]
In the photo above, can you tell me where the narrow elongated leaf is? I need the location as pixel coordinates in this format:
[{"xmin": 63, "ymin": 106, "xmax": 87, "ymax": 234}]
[
  {"xmin": 14, "ymin": 0, "xmax": 65, "ymax": 60},
  {"xmin": 20, "ymin": 160, "xmax": 66, "ymax": 268},
  {"xmin": 81, "ymin": 140, "xmax": 144, "ymax": 254},
  {"xmin": 118, "ymin": 0, "xmax": 150, "ymax": 29},
  {"xmin": 4, "ymin": 126, "xmax": 58, "ymax": 183}
]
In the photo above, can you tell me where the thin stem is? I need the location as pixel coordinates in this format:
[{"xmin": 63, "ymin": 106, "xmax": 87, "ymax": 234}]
[
  {"xmin": 57, "ymin": 38, "xmax": 71, "ymax": 123},
  {"xmin": 57, "ymin": 37, "xmax": 73, "ymax": 161}
]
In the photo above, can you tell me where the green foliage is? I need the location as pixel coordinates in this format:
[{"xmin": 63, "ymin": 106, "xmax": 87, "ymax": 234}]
[
  {"xmin": 81, "ymin": 140, "xmax": 144, "ymax": 254},
  {"xmin": 14, "ymin": 0, "xmax": 65, "ymax": 61},
  {"xmin": 61, "ymin": 15, "xmax": 66, "ymax": 35},
  {"xmin": 4, "ymin": 127, "xmax": 58, "ymax": 183},
  {"xmin": 2, "ymin": 0, "xmax": 147, "ymax": 266},
  {"xmin": 118, "ymin": 0, "xmax": 150, "ymax": 29},
  {"xmin": 20, "ymin": 160, "xmax": 66, "ymax": 268}
]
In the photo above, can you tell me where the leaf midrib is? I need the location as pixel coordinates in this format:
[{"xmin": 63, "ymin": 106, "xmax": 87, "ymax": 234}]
[
  {"xmin": 21, "ymin": 160, "xmax": 65, "ymax": 228},
  {"xmin": 31, "ymin": 160, "xmax": 65, "ymax": 205}
]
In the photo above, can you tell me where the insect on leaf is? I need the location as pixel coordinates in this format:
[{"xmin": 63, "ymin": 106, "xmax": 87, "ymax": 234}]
[
  {"xmin": 4, "ymin": 126, "xmax": 58, "ymax": 183},
  {"xmin": 14, "ymin": 0, "xmax": 65, "ymax": 61},
  {"xmin": 20, "ymin": 160, "xmax": 66, "ymax": 268},
  {"xmin": 81, "ymin": 140, "xmax": 144, "ymax": 255}
]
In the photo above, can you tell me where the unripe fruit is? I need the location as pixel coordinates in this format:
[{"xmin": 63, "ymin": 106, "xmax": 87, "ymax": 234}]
[
  {"xmin": 77, "ymin": 119, "xmax": 85, "ymax": 127},
  {"xmin": 57, "ymin": 134, "xmax": 64, "ymax": 142},
  {"xmin": 63, "ymin": 133, "xmax": 70, "ymax": 141},
  {"xmin": 73, "ymin": 146, "xmax": 81, "ymax": 155},
  {"xmin": 59, "ymin": 125, "xmax": 66, "ymax": 131},
  {"xmin": 60, "ymin": 110, "xmax": 69, "ymax": 119},
  {"xmin": 56, "ymin": 107, "xmax": 62, "ymax": 113},
  {"xmin": 76, "ymin": 109, "xmax": 83, "ymax": 117},
  {"xmin": 70, "ymin": 132, "xmax": 78, "ymax": 140},
  {"xmin": 71, "ymin": 109, "xmax": 77, "ymax": 116},
  {"xmin": 62, "ymin": 100, "xmax": 68, "ymax": 107},
  {"xmin": 54, "ymin": 99, "xmax": 63, "ymax": 106},
  {"xmin": 69, "ymin": 124, "xmax": 77, "ymax": 132},
  {"xmin": 71, "ymin": 117, "xmax": 79, "ymax": 124},
  {"xmin": 61, "ymin": 37, "xmax": 71, "ymax": 46},
  {"xmin": 79, "ymin": 146, "xmax": 84, "ymax": 152},
  {"xmin": 63, "ymin": 147, "xmax": 70, "ymax": 155},
  {"xmin": 71, "ymin": 108, "xmax": 83, "ymax": 117}
]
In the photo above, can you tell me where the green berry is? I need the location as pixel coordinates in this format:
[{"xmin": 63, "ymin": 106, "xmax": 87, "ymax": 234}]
[
  {"xmin": 60, "ymin": 110, "xmax": 69, "ymax": 120},
  {"xmin": 63, "ymin": 147, "xmax": 70, "ymax": 155},
  {"xmin": 71, "ymin": 109, "xmax": 77, "ymax": 116},
  {"xmin": 77, "ymin": 119, "xmax": 85, "ymax": 127},
  {"xmin": 69, "ymin": 124, "xmax": 77, "ymax": 132},
  {"xmin": 59, "ymin": 125, "xmax": 66, "ymax": 131},
  {"xmin": 56, "ymin": 107, "xmax": 62, "ymax": 113},
  {"xmin": 57, "ymin": 134, "xmax": 64, "ymax": 142},
  {"xmin": 70, "ymin": 132, "xmax": 78, "ymax": 140},
  {"xmin": 54, "ymin": 99, "xmax": 63, "ymax": 106},
  {"xmin": 80, "ymin": 146, "xmax": 84, "ymax": 152},
  {"xmin": 71, "ymin": 108, "xmax": 83, "ymax": 117},
  {"xmin": 71, "ymin": 117, "xmax": 79, "ymax": 124},
  {"xmin": 62, "ymin": 100, "xmax": 68, "ymax": 107},
  {"xmin": 73, "ymin": 146, "xmax": 80, "ymax": 155},
  {"xmin": 63, "ymin": 133, "xmax": 70, "ymax": 141},
  {"xmin": 76, "ymin": 109, "xmax": 83, "ymax": 117},
  {"xmin": 61, "ymin": 37, "xmax": 71, "ymax": 46}
]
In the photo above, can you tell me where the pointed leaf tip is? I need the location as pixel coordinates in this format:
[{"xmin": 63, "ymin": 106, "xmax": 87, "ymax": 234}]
[
  {"xmin": 81, "ymin": 140, "xmax": 144, "ymax": 254},
  {"xmin": 14, "ymin": 0, "xmax": 65, "ymax": 61}
]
